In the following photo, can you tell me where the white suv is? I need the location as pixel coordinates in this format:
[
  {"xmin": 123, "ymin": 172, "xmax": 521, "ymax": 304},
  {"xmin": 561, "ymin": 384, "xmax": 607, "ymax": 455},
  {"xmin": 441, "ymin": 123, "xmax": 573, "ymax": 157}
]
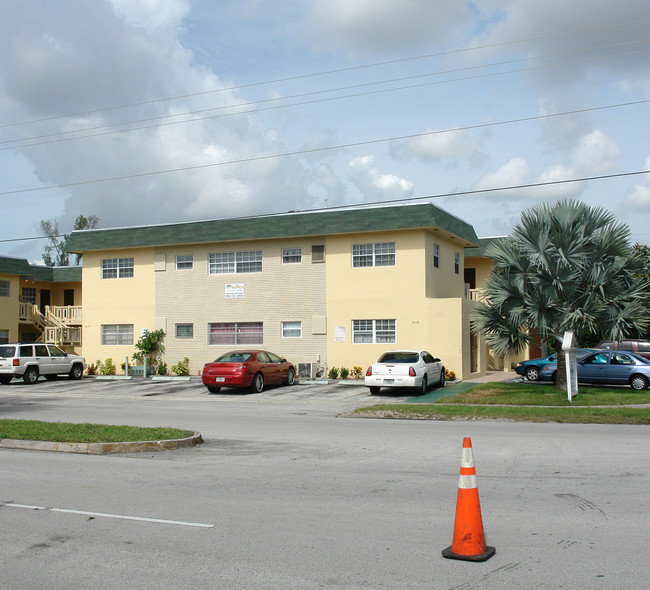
[{"xmin": 0, "ymin": 343, "xmax": 87, "ymax": 384}]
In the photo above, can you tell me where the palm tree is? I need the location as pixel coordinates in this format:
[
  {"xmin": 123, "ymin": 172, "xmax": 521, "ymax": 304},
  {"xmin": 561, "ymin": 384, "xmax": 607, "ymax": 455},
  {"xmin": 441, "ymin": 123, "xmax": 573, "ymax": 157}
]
[{"xmin": 471, "ymin": 200, "xmax": 649, "ymax": 390}]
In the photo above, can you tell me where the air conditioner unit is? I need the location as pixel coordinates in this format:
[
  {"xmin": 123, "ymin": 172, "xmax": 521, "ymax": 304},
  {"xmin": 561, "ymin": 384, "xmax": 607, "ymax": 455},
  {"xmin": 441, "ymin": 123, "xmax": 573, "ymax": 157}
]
[{"xmin": 298, "ymin": 362, "xmax": 318, "ymax": 379}]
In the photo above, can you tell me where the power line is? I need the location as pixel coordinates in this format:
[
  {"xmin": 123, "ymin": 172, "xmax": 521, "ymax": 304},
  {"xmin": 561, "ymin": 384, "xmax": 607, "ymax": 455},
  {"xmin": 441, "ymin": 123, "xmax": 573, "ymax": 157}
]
[
  {"xmin": 4, "ymin": 39, "xmax": 649, "ymax": 151},
  {"xmin": 1, "ymin": 98, "xmax": 648, "ymax": 196},
  {"xmin": 2, "ymin": 16, "xmax": 649, "ymax": 131},
  {"xmin": 1, "ymin": 169, "xmax": 648, "ymax": 246}
]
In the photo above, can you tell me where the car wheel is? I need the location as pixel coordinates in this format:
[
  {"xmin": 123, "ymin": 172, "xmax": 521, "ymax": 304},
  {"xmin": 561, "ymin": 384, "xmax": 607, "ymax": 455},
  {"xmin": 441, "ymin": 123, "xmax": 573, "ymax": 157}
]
[
  {"xmin": 0, "ymin": 376, "xmax": 12, "ymax": 385},
  {"xmin": 286, "ymin": 367, "xmax": 295, "ymax": 385},
  {"xmin": 23, "ymin": 367, "xmax": 39, "ymax": 385},
  {"xmin": 206, "ymin": 386, "xmax": 221, "ymax": 394},
  {"xmin": 439, "ymin": 367, "xmax": 446, "ymax": 388},
  {"xmin": 369, "ymin": 386, "xmax": 380, "ymax": 395},
  {"xmin": 630, "ymin": 374, "xmax": 648, "ymax": 391},
  {"xmin": 251, "ymin": 373, "xmax": 264, "ymax": 393},
  {"xmin": 69, "ymin": 364, "xmax": 84, "ymax": 380},
  {"xmin": 525, "ymin": 366, "xmax": 540, "ymax": 381},
  {"xmin": 419, "ymin": 375, "xmax": 428, "ymax": 394}
]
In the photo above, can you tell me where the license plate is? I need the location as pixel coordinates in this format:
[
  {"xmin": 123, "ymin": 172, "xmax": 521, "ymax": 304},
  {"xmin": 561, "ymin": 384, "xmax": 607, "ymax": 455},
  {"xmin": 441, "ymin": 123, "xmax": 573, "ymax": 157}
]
[
  {"xmin": 215, "ymin": 377, "xmax": 225, "ymax": 382},
  {"xmin": 384, "ymin": 379, "xmax": 394, "ymax": 384}
]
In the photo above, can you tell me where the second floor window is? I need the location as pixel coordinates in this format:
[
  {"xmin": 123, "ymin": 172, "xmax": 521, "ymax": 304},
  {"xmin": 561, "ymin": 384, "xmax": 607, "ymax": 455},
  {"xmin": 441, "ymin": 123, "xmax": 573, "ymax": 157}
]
[
  {"xmin": 352, "ymin": 243, "xmax": 395, "ymax": 267},
  {"xmin": 0, "ymin": 281, "xmax": 9, "ymax": 297},
  {"xmin": 176, "ymin": 255, "xmax": 193, "ymax": 270},
  {"xmin": 454, "ymin": 252, "xmax": 460, "ymax": 275},
  {"xmin": 102, "ymin": 258, "xmax": 134, "ymax": 279},
  {"xmin": 209, "ymin": 251, "xmax": 262, "ymax": 274},
  {"xmin": 282, "ymin": 248, "xmax": 302, "ymax": 264},
  {"xmin": 433, "ymin": 243, "xmax": 440, "ymax": 268}
]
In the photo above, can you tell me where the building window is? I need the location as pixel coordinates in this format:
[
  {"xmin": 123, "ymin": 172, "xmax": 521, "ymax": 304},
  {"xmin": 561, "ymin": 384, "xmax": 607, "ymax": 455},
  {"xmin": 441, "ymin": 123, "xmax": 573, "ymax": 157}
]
[
  {"xmin": 175, "ymin": 323, "xmax": 194, "ymax": 339},
  {"xmin": 101, "ymin": 324, "xmax": 134, "ymax": 345},
  {"xmin": 282, "ymin": 248, "xmax": 302, "ymax": 264},
  {"xmin": 176, "ymin": 255, "xmax": 193, "ymax": 270},
  {"xmin": 352, "ymin": 242, "xmax": 395, "ymax": 267},
  {"xmin": 311, "ymin": 244, "xmax": 325, "ymax": 262},
  {"xmin": 209, "ymin": 251, "xmax": 262, "ymax": 274},
  {"xmin": 21, "ymin": 287, "xmax": 37, "ymax": 304},
  {"xmin": 454, "ymin": 252, "xmax": 460, "ymax": 275},
  {"xmin": 352, "ymin": 319, "xmax": 396, "ymax": 343},
  {"xmin": 433, "ymin": 243, "xmax": 440, "ymax": 268},
  {"xmin": 209, "ymin": 322, "xmax": 263, "ymax": 345},
  {"xmin": 282, "ymin": 321, "xmax": 302, "ymax": 338},
  {"xmin": 102, "ymin": 258, "xmax": 134, "ymax": 279},
  {"xmin": 0, "ymin": 329, "xmax": 8, "ymax": 344},
  {"xmin": 0, "ymin": 281, "xmax": 9, "ymax": 297}
]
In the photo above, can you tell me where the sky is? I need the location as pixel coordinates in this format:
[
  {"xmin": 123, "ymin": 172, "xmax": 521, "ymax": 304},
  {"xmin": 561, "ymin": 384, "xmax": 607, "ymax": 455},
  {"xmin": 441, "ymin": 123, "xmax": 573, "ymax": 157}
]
[{"xmin": 1, "ymin": 0, "xmax": 650, "ymax": 263}]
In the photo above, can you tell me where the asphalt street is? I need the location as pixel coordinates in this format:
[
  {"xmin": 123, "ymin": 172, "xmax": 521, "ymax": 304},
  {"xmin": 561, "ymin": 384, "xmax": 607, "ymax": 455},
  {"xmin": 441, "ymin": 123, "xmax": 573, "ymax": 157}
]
[{"xmin": 1, "ymin": 377, "xmax": 648, "ymax": 589}]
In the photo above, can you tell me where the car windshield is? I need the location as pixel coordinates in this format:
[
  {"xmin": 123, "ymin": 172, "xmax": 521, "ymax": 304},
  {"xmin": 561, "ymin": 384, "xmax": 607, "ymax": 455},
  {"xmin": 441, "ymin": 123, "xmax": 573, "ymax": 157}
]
[
  {"xmin": 378, "ymin": 352, "xmax": 419, "ymax": 363},
  {"xmin": 214, "ymin": 352, "xmax": 253, "ymax": 363},
  {"xmin": 0, "ymin": 346, "xmax": 15, "ymax": 358}
]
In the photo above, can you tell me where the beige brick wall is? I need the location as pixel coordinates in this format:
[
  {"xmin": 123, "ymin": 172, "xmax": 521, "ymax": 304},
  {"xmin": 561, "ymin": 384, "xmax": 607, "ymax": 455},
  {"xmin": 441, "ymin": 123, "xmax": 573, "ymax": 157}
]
[{"xmin": 154, "ymin": 237, "xmax": 327, "ymax": 375}]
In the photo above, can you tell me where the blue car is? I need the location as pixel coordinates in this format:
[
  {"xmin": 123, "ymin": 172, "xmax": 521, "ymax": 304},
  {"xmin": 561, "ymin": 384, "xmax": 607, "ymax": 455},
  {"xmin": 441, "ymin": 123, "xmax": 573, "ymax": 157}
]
[
  {"xmin": 515, "ymin": 349, "xmax": 595, "ymax": 381},
  {"xmin": 539, "ymin": 350, "xmax": 650, "ymax": 390}
]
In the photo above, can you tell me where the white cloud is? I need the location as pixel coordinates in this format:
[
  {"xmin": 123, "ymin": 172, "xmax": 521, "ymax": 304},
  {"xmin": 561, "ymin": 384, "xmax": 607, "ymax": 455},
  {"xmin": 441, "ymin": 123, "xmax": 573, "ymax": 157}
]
[
  {"xmin": 625, "ymin": 156, "xmax": 650, "ymax": 208},
  {"xmin": 348, "ymin": 155, "xmax": 414, "ymax": 201},
  {"xmin": 405, "ymin": 129, "xmax": 487, "ymax": 166},
  {"xmin": 473, "ymin": 157, "xmax": 530, "ymax": 191}
]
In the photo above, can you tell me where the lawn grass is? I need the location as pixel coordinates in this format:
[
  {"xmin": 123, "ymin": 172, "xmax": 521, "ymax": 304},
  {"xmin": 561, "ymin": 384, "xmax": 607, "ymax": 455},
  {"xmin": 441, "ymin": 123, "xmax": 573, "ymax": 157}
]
[
  {"xmin": 439, "ymin": 382, "xmax": 650, "ymax": 406},
  {"xmin": 352, "ymin": 382, "xmax": 650, "ymax": 424},
  {"xmin": 0, "ymin": 419, "xmax": 193, "ymax": 443}
]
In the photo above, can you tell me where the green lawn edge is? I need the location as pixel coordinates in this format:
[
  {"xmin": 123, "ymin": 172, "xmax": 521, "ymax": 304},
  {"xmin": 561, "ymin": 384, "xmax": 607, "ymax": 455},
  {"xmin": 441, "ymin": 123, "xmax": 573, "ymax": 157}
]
[
  {"xmin": 352, "ymin": 382, "xmax": 650, "ymax": 424},
  {"xmin": 0, "ymin": 419, "xmax": 194, "ymax": 443}
]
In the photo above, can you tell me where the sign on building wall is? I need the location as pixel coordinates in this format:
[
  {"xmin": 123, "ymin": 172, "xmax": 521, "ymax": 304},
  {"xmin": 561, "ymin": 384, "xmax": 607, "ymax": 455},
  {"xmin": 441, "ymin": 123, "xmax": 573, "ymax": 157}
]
[
  {"xmin": 225, "ymin": 283, "xmax": 244, "ymax": 299},
  {"xmin": 334, "ymin": 326, "xmax": 346, "ymax": 342}
]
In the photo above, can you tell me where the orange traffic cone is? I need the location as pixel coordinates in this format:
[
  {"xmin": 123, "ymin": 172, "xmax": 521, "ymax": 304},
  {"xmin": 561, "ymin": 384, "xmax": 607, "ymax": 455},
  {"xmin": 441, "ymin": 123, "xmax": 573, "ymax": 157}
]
[{"xmin": 442, "ymin": 437, "xmax": 496, "ymax": 562}]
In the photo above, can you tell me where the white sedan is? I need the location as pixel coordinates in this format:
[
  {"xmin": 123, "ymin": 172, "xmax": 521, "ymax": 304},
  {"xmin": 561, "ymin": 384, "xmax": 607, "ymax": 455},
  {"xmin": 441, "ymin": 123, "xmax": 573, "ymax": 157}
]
[{"xmin": 364, "ymin": 350, "xmax": 445, "ymax": 395}]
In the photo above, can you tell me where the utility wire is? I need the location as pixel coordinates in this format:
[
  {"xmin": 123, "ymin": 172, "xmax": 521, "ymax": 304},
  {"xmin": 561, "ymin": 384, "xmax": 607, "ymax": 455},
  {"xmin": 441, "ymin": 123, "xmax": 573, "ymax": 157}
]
[
  {"xmin": 3, "ymin": 38, "xmax": 650, "ymax": 150},
  {"xmin": 2, "ymin": 169, "xmax": 648, "ymax": 245},
  {"xmin": 1, "ymin": 98, "xmax": 648, "ymax": 196},
  {"xmin": 2, "ymin": 16, "xmax": 649, "ymax": 130}
]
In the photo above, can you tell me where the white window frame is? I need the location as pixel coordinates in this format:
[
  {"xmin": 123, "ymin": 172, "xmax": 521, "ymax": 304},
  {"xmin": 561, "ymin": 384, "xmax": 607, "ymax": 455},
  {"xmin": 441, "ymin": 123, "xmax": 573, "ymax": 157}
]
[
  {"xmin": 0, "ymin": 280, "xmax": 9, "ymax": 297},
  {"xmin": 101, "ymin": 324, "xmax": 134, "ymax": 345},
  {"xmin": 282, "ymin": 321, "xmax": 302, "ymax": 338},
  {"xmin": 176, "ymin": 255, "xmax": 193, "ymax": 270},
  {"xmin": 102, "ymin": 258, "xmax": 134, "ymax": 279},
  {"xmin": 352, "ymin": 319, "xmax": 396, "ymax": 344},
  {"xmin": 433, "ymin": 243, "xmax": 440, "ymax": 268},
  {"xmin": 175, "ymin": 323, "xmax": 194, "ymax": 339},
  {"xmin": 209, "ymin": 251, "xmax": 262, "ymax": 274},
  {"xmin": 352, "ymin": 242, "xmax": 395, "ymax": 268},
  {"xmin": 282, "ymin": 248, "xmax": 302, "ymax": 264},
  {"xmin": 21, "ymin": 287, "xmax": 36, "ymax": 304},
  {"xmin": 208, "ymin": 322, "xmax": 263, "ymax": 345}
]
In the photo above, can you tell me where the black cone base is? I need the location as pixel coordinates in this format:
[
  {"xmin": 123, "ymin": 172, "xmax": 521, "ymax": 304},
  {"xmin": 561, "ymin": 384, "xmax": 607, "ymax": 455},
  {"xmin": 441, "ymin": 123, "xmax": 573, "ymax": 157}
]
[{"xmin": 442, "ymin": 545, "xmax": 496, "ymax": 562}]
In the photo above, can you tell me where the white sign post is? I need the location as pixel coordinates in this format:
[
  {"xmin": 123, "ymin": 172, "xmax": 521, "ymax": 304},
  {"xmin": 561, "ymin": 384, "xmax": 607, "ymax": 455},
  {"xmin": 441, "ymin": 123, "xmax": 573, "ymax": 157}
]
[{"xmin": 562, "ymin": 331, "xmax": 578, "ymax": 402}]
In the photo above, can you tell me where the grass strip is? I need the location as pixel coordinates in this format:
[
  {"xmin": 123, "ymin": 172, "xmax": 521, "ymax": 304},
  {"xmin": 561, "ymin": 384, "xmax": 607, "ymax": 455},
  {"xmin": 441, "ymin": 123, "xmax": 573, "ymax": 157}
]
[
  {"xmin": 438, "ymin": 382, "xmax": 650, "ymax": 406},
  {"xmin": 352, "ymin": 404, "xmax": 650, "ymax": 424},
  {"xmin": 0, "ymin": 419, "xmax": 193, "ymax": 443}
]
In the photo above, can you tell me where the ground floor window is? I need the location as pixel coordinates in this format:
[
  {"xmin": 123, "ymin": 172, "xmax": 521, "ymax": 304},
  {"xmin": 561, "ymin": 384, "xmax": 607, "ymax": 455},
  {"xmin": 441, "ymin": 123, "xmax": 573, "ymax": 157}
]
[
  {"xmin": 352, "ymin": 319, "xmax": 396, "ymax": 343},
  {"xmin": 282, "ymin": 321, "xmax": 302, "ymax": 338},
  {"xmin": 102, "ymin": 324, "xmax": 134, "ymax": 345},
  {"xmin": 175, "ymin": 323, "xmax": 194, "ymax": 339},
  {"xmin": 209, "ymin": 322, "xmax": 263, "ymax": 345},
  {"xmin": 0, "ymin": 330, "xmax": 8, "ymax": 344}
]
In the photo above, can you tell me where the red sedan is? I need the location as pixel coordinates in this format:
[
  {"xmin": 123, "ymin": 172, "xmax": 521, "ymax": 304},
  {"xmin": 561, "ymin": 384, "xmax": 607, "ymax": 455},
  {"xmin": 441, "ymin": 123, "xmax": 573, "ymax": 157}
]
[{"xmin": 202, "ymin": 350, "xmax": 296, "ymax": 393}]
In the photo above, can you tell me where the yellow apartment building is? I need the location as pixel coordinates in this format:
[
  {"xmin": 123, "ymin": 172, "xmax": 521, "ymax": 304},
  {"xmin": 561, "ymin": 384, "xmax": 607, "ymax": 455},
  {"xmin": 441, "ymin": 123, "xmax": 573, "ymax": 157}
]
[
  {"xmin": 0, "ymin": 256, "xmax": 82, "ymax": 348},
  {"xmin": 65, "ymin": 202, "xmax": 489, "ymax": 379}
]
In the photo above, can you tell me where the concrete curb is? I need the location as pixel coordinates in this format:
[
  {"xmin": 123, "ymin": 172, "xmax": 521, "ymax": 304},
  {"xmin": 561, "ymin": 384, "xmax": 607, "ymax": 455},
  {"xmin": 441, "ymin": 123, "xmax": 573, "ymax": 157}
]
[{"xmin": 0, "ymin": 432, "xmax": 203, "ymax": 455}]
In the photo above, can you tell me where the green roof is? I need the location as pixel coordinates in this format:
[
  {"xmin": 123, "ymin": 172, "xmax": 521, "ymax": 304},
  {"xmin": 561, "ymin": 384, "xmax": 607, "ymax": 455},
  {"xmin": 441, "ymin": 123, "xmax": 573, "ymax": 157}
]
[
  {"xmin": 0, "ymin": 256, "xmax": 81, "ymax": 283},
  {"xmin": 465, "ymin": 237, "xmax": 507, "ymax": 258},
  {"xmin": 66, "ymin": 202, "xmax": 479, "ymax": 253}
]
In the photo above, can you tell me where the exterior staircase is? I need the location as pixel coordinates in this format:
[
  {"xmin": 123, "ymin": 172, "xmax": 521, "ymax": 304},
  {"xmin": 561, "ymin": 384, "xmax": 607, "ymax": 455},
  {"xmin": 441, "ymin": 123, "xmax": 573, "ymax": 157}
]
[{"xmin": 19, "ymin": 303, "xmax": 82, "ymax": 346}]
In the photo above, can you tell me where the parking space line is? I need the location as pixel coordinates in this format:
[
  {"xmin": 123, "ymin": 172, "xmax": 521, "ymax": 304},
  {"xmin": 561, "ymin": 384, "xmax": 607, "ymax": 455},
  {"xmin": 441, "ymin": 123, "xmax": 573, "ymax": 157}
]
[{"xmin": 0, "ymin": 502, "xmax": 214, "ymax": 528}]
